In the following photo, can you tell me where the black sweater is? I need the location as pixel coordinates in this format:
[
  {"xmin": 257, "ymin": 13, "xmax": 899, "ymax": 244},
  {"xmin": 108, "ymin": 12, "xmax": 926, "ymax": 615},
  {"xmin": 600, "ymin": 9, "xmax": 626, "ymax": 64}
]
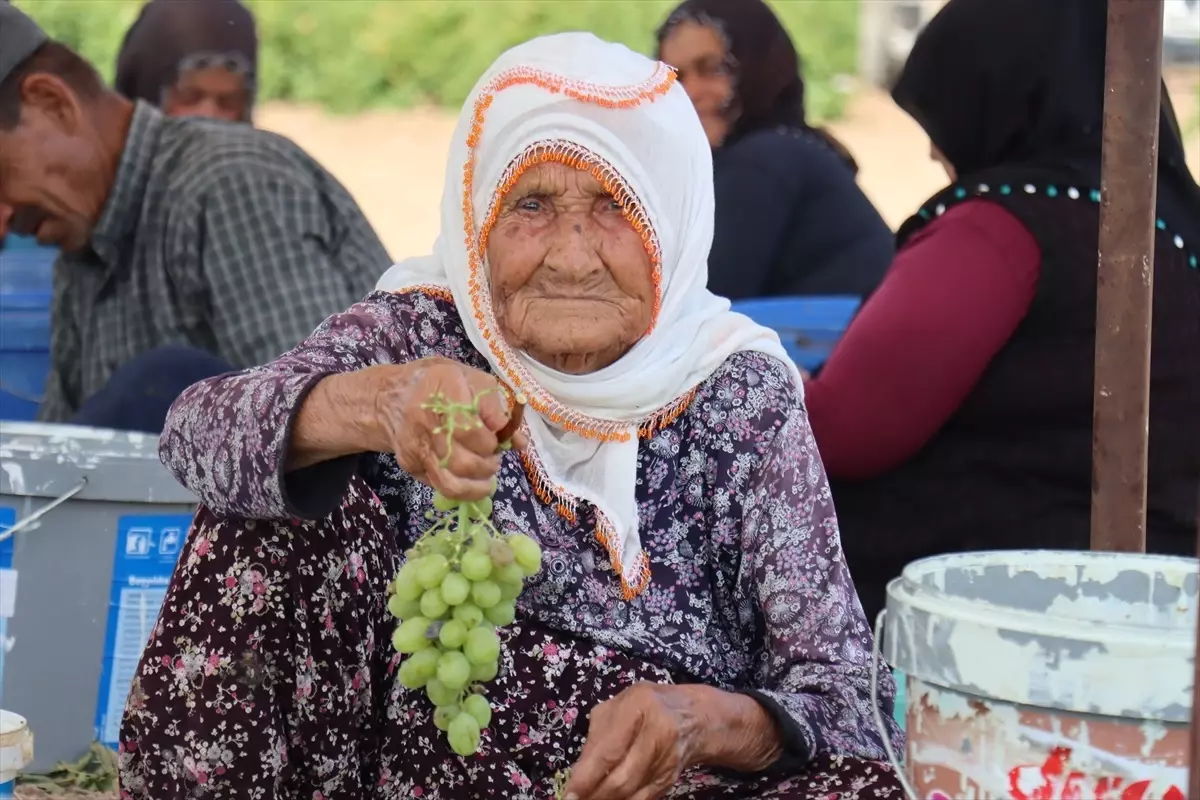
[
  {"xmin": 707, "ymin": 127, "xmax": 894, "ymax": 301},
  {"xmin": 835, "ymin": 168, "xmax": 1200, "ymax": 622}
]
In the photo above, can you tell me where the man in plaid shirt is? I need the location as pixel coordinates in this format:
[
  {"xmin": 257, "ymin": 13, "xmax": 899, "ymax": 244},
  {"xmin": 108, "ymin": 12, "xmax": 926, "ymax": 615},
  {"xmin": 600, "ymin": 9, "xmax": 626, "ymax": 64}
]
[{"xmin": 0, "ymin": 5, "xmax": 390, "ymax": 426}]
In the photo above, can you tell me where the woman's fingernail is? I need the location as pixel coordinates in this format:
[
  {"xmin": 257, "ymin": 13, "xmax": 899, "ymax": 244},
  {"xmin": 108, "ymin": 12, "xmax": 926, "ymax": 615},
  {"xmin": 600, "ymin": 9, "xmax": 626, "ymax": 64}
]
[{"xmin": 564, "ymin": 795, "xmax": 579, "ymax": 800}]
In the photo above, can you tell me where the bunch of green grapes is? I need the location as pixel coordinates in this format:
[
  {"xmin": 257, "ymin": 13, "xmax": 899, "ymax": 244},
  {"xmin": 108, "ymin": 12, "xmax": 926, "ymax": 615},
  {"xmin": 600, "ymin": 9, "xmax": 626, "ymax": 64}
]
[{"xmin": 387, "ymin": 390, "xmax": 542, "ymax": 757}]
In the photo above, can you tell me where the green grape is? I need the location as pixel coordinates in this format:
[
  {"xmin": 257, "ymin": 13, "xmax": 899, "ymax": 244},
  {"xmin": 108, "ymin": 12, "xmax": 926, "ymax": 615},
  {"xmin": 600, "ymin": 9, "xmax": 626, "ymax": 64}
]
[
  {"xmin": 470, "ymin": 497, "xmax": 493, "ymax": 519},
  {"xmin": 440, "ymin": 572, "xmax": 471, "ymax": 606},
  {"xmin": 447, "ymin": 711, "xmax": 482, "ymax": 757},
  {"xmin": 398, "ymin": 650, "xmax": 441, "ymax": 689},
  {"xmin": 498, "ymin": 579, "xmax": 522, "ymax": 602},
  {"xmin": 469, "ymin": 659, "xmax": 499, "ymax": 682},
  {"xmin": 397, "ymin": 391, "xmax": 532, "ymax": 755},
  {"xmin": 471, "ymin": 580, "xmax": 502, "ymax": 609},
  {"xmin": 452, "ymin": 603, "xmax": 484, "ymax": 629},
  {"xmin": 439, "ymin": 619, "xmax": 468, "ymax": 649},
  {"xmin": 493, "ymin": 562, "xmax": 523, "ymax": 586},
  {"xmin": 462, "ymin": 693, "xmax": 493, "ymax": 729},
  {"xmin": 392, "ymin": 617, "xmax": 433, "ymax": 654},
  {"xmin": 484, "ymin": 600, "xmax": 515, "ymax": 626},
  {"xmin": 489, "ymin": 539, "xmax": 515, "ymax": 567},
  {"xmin": 402, "ymin": 648, "xmax": 440, "ymax": 685},
  {"xmin": 416, "ymin": 554, "xmax": 451, "ymax": 589},
  {"xmin": 460, "ymin": 550, "xmax": 493, "ymax": 582},
  {"xmin": 425, "ymin": 678, "xmax": 461, "ymax": 708},
  {"xmin": 433, "ymin": 704, "xmax": 460, "ymax": 732},
  {"xmin": 393, "ymin": 562, "xmax": 425, "ymax": 602},
  {"xmin": 388, "ymin": 595, "xmax": 421, "ymax": 620},
  {"xmin": 437, "ymin": 650, "xmax": 472, "ymax": 691},
  {"xmin": 397, "ymin": 660, "xmax": 422, "ymax": 690},
  {"xmin": 420, "ymin": 588, "xmax": 449, "ymax": 619},
  {"xmin": 509, "ymin": 533, "xmax": 543, "ymax": 576},
  {"xmin": 494, "ymin": 563, "xmax": 524, "ymax": 598},
  {"xmin": 464, "ymin": 626, "xmax": 501, "ymax": 666}
]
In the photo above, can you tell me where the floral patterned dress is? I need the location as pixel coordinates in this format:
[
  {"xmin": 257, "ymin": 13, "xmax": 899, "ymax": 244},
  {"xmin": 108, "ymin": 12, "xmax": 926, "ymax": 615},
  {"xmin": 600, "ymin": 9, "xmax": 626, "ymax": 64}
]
[{"xmin": 119, "ymin": 289, "xmax": 905, "ymax": 799}]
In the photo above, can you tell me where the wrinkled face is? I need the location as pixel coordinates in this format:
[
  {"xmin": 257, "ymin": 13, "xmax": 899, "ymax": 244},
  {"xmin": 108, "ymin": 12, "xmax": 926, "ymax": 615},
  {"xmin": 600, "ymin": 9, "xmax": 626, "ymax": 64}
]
[
  {"xmin": 0, "ymin": 74, "xmax": 111, "ymax": 252},
  {"xmin": 163, "ymin": 66, "xmax": 250, "ymax": 123},
  {"xmin": 658, "ymin": 20, "xmax": 735, "ymax": 148},
  {"xmin": 930, "ymin": 142, "xmax": 957, "ymax": 182},
  {"xmin": 486, "ymin": 160, "xmax": 656, "ymax": 375}
]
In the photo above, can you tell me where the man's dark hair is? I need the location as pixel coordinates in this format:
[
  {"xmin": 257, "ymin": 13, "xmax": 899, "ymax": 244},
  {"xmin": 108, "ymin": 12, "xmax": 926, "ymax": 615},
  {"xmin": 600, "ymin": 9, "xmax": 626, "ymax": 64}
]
[{"xmin": 0, "ymin": 41, "xmax": 105, "ymax": 130}]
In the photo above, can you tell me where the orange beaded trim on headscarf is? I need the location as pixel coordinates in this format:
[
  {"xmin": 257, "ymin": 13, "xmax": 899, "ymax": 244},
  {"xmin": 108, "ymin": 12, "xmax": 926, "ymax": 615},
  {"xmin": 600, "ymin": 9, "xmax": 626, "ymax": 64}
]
[
  {"xmin": 514, "ymin": 386, "xmax": 696, "ymax": 599},
  {"xmin": 393, "ymin": 283, "xmax": 454, "ymax": 304},
  {"xmin": 389, "ymin": 283, "xmax": 697, "ymax": 599},
  {"xmin": 462, "ymin": 62, "xmax": 678, "ymax": 446},
  {"xmin": 515, "ymin": 432, "xmax": 658, "ymax": 599},
  {"xmin": 474, "ymin": 140, "xmax": 688, "ymax": 442},
  {"xmin": 397, "ymin": 63, "xmax": 684, "ymax": 600},
  {"xmin": 480, "ymin": 140, "xmax": 662, "ymax": 324}
]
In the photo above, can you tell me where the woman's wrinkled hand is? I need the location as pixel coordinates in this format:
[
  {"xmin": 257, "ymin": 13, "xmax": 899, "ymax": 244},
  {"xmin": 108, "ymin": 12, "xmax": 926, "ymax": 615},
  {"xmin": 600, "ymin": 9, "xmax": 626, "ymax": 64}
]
[
  {"xmin": 376, "ymin": 357, "xmax": 527, "ymax": 501},
  {"xmin": 562, "ymin": 683, "xmax": 706, "ymax": 800}
]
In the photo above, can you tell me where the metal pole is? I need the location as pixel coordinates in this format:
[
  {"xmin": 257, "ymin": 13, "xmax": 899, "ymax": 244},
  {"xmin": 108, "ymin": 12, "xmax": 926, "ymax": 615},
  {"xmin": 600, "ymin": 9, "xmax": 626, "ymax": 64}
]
[{"xmin": 1090, "ymin": 0, "xmax": 1164, "ymax": 554}]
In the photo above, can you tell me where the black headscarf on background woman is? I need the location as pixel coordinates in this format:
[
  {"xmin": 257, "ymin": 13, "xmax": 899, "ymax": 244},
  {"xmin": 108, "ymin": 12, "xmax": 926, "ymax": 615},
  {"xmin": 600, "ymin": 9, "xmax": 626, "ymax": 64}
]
[
  {"xmin": 892, "ymin": 0, "xmax": 1200, "ymax": 244},
  {"xmin": 655, "ymin": 0, "xmax": 858, "ymax": 172},
  {"xmin": 115, "ymin": 0, "xmax": 258, "ymax": 121}
]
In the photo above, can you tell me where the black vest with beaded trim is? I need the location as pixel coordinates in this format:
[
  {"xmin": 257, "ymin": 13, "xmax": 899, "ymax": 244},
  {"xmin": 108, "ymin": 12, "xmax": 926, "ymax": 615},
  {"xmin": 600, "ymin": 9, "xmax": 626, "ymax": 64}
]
[{"xmin": 832, "ymin": 166, "xmax": 1200, "ymax": 623}]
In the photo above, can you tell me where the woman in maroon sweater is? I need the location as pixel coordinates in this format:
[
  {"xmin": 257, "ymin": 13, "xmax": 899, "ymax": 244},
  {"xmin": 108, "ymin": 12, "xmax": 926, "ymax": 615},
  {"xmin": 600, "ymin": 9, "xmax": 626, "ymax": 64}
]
[{"xmin": 807, "ymin": 0, "xmax": 1200, "ymax": 622}]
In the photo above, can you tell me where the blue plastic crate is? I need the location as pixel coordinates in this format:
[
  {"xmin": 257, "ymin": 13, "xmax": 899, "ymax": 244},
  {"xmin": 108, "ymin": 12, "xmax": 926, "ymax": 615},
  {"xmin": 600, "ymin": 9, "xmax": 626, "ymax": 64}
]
[
  {"xmin": 0, "ymin": 235, "xmax": 57, "ymax": 420},
  {"xmin": 729, "ymin": 295, "xmax": 862, "ymax": 372}
]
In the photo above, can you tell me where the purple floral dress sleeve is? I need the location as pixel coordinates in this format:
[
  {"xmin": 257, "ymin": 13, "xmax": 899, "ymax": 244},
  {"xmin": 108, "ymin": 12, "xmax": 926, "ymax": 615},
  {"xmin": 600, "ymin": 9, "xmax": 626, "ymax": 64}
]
[
  {"xmin": 159, "ymin": 290, "xmax": 446, "ymax": 519},
  {"xmin": 737, "ymin": 399, "xmax": 905, "ymax": 763}
]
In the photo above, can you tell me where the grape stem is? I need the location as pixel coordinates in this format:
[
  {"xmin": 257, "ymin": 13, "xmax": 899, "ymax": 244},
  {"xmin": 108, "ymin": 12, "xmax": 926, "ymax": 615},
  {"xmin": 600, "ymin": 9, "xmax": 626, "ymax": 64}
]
[
  {"xmin": 408, "ymin": 387, "xmax": 519, "ymax": 559},
  {"xmin": 396, "ymin": 387, "xmax": 529, "ymax": 750},
  {"xmin": 553, "ymin": 769, "xmax": 571, "ymax": 799},
  {"xmin": 422, "ymin": 389, "xmax": 498, "ymax": 468}
]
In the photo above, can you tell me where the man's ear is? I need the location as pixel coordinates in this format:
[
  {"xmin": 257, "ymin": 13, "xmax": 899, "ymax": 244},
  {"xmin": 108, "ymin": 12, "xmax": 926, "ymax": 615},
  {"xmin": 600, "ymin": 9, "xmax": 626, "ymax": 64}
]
[{"xmin": 19, "ymin": 72, "xmax": 83, "ymax": 134}]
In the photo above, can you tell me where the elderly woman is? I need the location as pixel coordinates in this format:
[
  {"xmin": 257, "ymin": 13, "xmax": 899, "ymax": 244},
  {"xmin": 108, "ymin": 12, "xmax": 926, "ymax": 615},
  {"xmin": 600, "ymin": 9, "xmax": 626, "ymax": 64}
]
[{"xmin": 119, "ymin": 34, "xmax": 903, "ymax": 800}]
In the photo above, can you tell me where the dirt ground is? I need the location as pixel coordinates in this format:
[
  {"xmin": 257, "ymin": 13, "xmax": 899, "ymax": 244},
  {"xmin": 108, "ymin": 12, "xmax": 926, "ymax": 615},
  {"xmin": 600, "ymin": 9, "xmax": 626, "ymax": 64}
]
[{"xmin": 256, "ymin": 74, "xmax": 1200, "ymax": 263}]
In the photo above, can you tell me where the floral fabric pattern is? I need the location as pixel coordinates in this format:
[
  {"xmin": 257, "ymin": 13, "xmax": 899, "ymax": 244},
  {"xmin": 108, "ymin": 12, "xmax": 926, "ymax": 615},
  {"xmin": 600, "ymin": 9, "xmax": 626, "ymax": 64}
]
[{"xmin": 130, "ymin": 289, "xmax": 905, "ymax": 797}]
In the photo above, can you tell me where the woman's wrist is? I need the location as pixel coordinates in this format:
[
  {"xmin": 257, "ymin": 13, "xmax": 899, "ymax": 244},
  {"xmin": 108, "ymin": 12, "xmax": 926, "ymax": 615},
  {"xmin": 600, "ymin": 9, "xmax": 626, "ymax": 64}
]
[
  {"xmin": 678, "ymin": 684, "xmax": 783, "ymax": 773},
  {"xmin": 285, "ymin": 364, "xmax": 406, "ymax": 471}
]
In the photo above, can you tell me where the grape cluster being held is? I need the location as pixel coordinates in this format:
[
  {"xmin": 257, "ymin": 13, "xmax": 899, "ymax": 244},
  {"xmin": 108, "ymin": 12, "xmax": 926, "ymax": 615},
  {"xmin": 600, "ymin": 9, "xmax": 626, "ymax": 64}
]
[{"xmin": 386, "ymin": 389, "xmax": 542, "ymax": 757}]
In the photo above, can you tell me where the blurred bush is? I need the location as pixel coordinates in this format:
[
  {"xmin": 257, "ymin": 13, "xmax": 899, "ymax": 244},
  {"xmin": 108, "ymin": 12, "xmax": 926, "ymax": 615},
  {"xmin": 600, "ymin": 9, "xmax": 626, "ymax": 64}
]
[{"xmin": 15, "ymin": 0, "xmax": 858, "ymax": 120}]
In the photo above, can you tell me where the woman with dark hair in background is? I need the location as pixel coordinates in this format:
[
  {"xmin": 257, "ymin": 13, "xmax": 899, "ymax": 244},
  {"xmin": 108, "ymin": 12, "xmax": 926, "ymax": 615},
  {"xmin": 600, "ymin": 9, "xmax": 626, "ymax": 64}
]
[
  {"xmin": 115, "ymin": 0, "xmax": 257, "ymax": 123},
  {"xmin": 804, "ymin": 0, "xmax": 1200, "ymax": 622},
  {"xmin": 656, "ymin": 0, "xmax": 893, "ymax": 300}
]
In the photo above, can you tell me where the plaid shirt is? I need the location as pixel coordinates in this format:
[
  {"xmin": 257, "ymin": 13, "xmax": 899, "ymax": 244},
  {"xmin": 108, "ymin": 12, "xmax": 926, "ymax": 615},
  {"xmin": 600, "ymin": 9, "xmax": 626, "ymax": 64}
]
[{"xmin": 38, "ymin": 102, "xmax": 390, "ymax": 422}]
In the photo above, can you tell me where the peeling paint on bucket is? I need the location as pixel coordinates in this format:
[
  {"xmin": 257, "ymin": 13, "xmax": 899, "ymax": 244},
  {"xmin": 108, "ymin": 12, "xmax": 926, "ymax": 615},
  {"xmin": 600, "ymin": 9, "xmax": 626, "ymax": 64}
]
[
  {"xmin": 883, "ymin": 550, "xmax": 1197, "ymax": 799},
  {"xmin": 0, "ymin": 710, "xmax": 33, "ymax": 800}
]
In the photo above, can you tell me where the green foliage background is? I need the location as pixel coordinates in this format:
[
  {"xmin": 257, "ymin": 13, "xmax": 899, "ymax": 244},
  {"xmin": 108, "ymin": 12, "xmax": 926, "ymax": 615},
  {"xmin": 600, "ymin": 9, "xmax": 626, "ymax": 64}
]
[{"xmin": 14, "ymin": 0, "xmax": 859, "ymax": 120}]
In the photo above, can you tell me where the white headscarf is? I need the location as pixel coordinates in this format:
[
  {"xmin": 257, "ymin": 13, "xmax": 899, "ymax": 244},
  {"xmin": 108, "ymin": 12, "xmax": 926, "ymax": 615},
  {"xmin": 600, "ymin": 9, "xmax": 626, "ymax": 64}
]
[{"xmin": 377, "ymin": 32, "xmax": 799, "ymax": 599}]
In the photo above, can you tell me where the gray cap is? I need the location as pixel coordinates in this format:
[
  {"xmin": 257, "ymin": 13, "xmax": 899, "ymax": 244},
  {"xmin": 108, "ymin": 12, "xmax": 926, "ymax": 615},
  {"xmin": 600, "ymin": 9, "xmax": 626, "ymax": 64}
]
[{"xmin": 0, "ymin": 2, "xmax": 48, "ymax": 86}]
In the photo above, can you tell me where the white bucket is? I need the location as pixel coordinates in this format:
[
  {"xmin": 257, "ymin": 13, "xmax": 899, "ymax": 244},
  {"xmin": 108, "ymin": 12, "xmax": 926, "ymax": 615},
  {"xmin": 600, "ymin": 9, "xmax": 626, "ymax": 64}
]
[
  {"xmin": 882, "ymin": 550, "xmax": 1196, "ymax": 799},
  {"xmin": 0, "ymin": 710, "xmax": 32, "ymax": 800}
]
